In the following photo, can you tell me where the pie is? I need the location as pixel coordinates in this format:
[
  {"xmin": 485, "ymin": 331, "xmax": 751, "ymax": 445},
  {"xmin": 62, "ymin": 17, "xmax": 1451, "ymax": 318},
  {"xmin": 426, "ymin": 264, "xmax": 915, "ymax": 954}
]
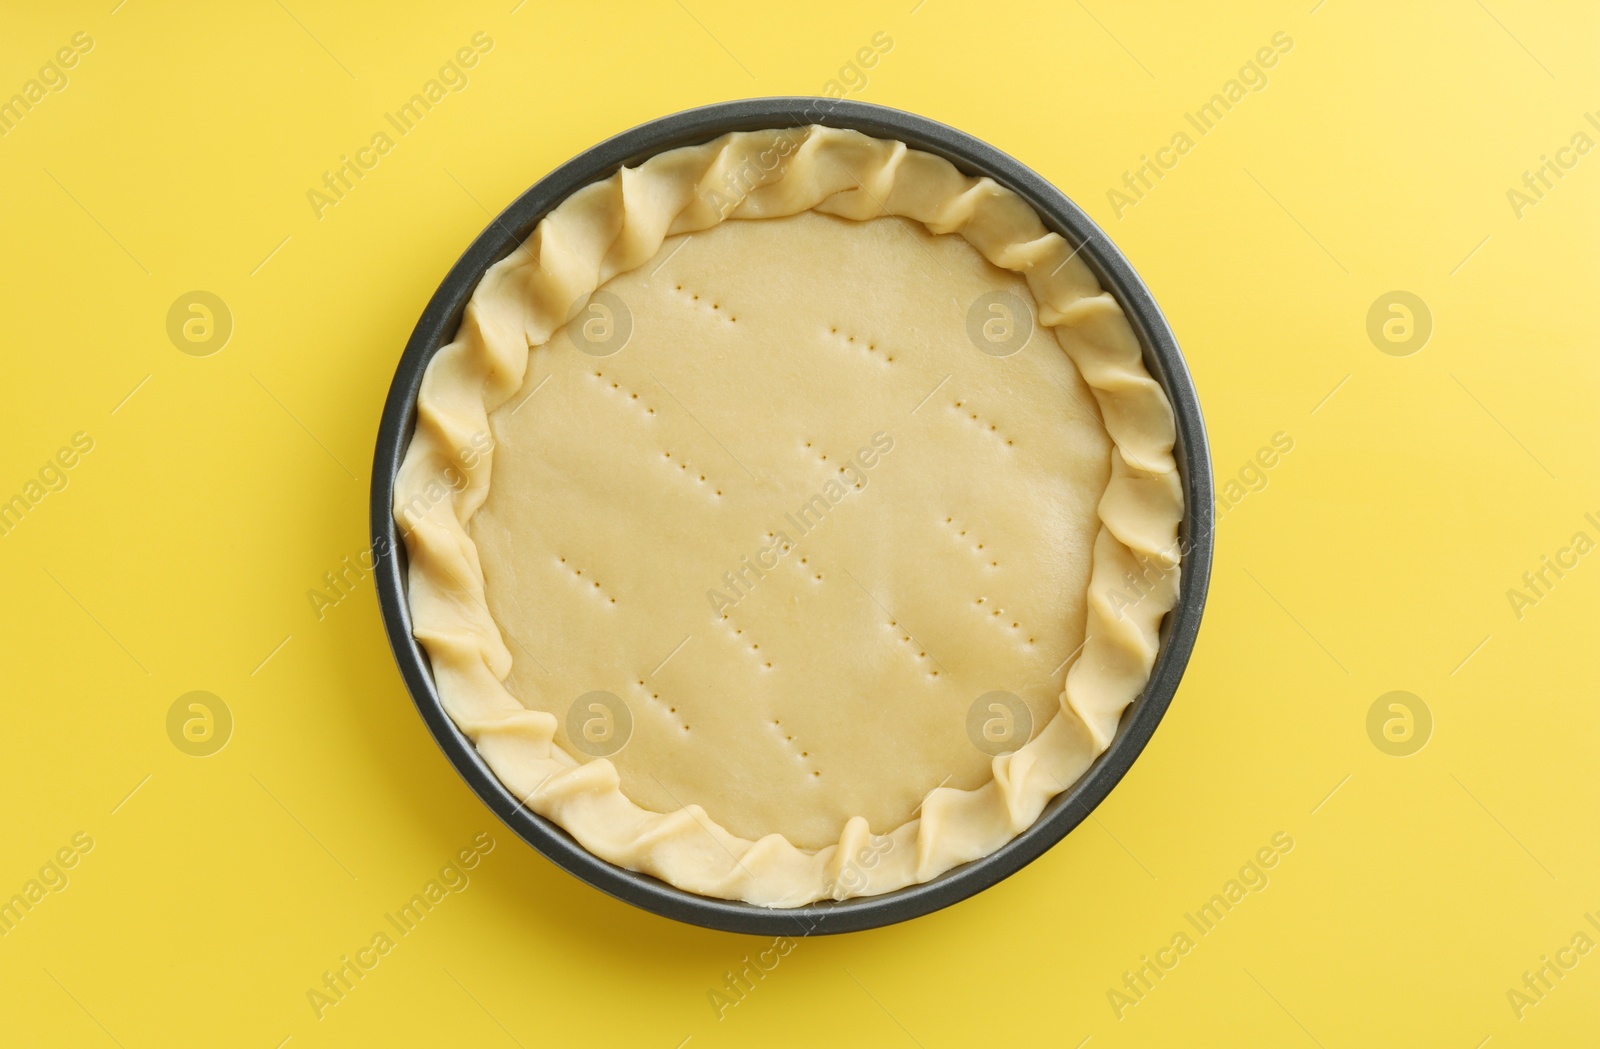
[{"xmin": 395, "ymin": 125, "xmax": 1182, "ymax": 907}]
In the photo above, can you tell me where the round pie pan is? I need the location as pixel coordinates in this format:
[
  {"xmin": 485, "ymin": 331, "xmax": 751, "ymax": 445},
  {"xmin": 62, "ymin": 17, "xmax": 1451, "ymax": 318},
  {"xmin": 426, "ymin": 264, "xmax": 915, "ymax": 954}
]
[{"xmin": 371, "ymin": 97, "xmax": 1213, "ymax": 936}]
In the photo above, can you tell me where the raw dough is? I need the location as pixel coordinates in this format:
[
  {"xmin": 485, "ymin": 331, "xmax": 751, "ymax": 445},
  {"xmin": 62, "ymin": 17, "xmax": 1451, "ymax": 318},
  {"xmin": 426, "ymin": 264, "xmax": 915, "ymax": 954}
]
[{"xmin": 395, "ymin": 126, "xmax": 1182, "ymax": 906}]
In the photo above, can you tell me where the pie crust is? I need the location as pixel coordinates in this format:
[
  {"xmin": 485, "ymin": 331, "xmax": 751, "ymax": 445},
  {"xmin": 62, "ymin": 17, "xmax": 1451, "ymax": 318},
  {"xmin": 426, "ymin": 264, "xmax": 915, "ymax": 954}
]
[{"xmin": 395, "ymin": 125, "xmax": 1182, "ymax": 907}]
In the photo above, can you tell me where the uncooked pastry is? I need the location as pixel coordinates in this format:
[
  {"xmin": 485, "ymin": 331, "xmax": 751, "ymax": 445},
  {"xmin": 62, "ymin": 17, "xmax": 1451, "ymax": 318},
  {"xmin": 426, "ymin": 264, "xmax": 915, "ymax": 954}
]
[{"xmin": 395, "ymin": 125, "xmax": 1182, "ymax": 907}]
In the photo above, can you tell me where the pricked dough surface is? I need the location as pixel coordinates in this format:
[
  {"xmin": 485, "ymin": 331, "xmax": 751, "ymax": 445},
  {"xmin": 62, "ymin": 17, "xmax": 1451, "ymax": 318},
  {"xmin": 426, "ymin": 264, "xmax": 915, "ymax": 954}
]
[
  {"xmin": 395, "ymin": 125, "xmax": 1183, "ymax": 905},
  {"xmin": 472, "ymin": 212, "xmax": 1111, "ymax": 850}
]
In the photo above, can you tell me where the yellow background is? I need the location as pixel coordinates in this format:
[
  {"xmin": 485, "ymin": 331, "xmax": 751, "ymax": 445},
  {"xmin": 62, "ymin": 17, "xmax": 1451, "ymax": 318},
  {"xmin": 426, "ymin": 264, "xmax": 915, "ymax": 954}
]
[{"xmin": 3, "ymin": 0, "xmax": 1597, "ymax": 1045}]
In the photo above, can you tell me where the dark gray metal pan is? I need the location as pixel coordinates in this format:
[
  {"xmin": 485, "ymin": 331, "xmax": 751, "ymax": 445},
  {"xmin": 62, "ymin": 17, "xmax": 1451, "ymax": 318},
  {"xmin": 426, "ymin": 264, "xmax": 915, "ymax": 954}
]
[{"xmin": 371, "ymin": 97, "xmax": 1213, "ymax": 936}]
